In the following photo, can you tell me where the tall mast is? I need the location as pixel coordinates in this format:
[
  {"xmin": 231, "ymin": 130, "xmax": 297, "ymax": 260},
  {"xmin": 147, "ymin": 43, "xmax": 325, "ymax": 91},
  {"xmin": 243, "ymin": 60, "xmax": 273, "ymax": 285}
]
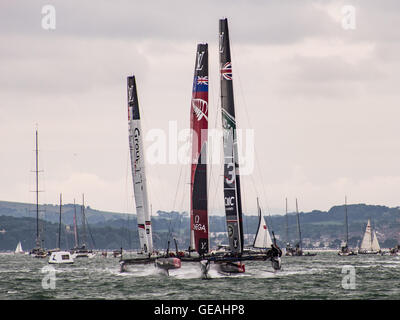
[
  {"xmin": 32, "ymin": 128, "xmax": 45, "ymax": 249},
  {"xmin": 81, "ymin": 193, "xmax": 87, "ymax": 248},
  {"xmin": 345, "ymin": 196, "xmax": 348, "ymax": 246},
  {"xmin": 190, "ymin": 43, "xmax": 209, "ymax": 255},
  {"xmin": 285, "ymin": 197, "xmax": 289, "ymax": 245},
  {"xmin": 296, "ymin": 198, "xmax": 302, "ymax": 251},
  {"xmin": 58, "ymin": 193, "xmax": 62, "ymax": 249},
  {"xmin": 127, "ymin": 75, "xmax": 153, "ymax": 253},
  {"xmin": 219, "ymin": 18, "xmax": 244, "ymax": 255},
  {"xmin": 73, "ymin": 198, "xmax": 79, "ymax": 248},
  {"xmin": 35, "ymin": 129, "xmax": 40, "ymax": 248}
]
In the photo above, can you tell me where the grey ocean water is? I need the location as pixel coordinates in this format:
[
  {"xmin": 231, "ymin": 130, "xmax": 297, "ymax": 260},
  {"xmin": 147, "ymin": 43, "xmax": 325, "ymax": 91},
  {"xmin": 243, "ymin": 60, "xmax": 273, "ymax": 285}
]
[{"xmin": 1, "ymin": 252, "xmax": 400, "ymax": 300}]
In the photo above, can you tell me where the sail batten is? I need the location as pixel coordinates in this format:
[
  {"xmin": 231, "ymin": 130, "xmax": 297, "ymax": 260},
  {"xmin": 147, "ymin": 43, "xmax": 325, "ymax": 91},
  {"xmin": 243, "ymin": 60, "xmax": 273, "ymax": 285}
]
[
  {"xmin": 190, "ymin": 44, "xmax": 209, "ymax": 255},
  {"xmin": 219, "ymin": 18, "xmax": 244, "ymax": 255},
  {"xmin": 127, "ymin": 75, "xmax": 153, "ymax": 253}
]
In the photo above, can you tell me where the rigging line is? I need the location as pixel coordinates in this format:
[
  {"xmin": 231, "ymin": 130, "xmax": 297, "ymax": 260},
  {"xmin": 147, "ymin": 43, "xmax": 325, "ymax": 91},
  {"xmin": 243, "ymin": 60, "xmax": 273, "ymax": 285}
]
[
  {"xmin": 207, "ymin": 50, "xmax": 220, "ymax": 195},
  {"xmin": 208, "ymin": 40, "xmax": 225, "ymax": 217},
  {"xmin": 135, "ymin": 97, "xmax": 165, "ymax": 217},
  {"xmin": 230, "ymin": 40, "xmax": 272, "ymax": 221},
  {"xmin": 179, "ymin": 162, "xmax": 189, "ymax": 214},
  {"xmin": 85, "ymin": 217, "xmax": 96, "ymax": 249},
  {"xmin": 125, "ymin": 148, "xmax": 132, "ymax": 214},
  {"xmin": 211, "ymin": 50, "xmax": 227, "ymax": 245},
  {"xmin": 209, "ymin": 139, "xmax": 223, "ymax": 213},
  {"xmin": 207, "ymin": 102, "xmax": 222, "ymax": 218},
  {"xmin": 166, "ymin": 161, "xmax": 185, "ymax": 248},
  {"xmin": 173, "ymin": 162, "xmax": 189, "ymax": 243},
  {"xmin": 82, "ymin": 206, "xmax": 96, "ymax": 249},
  {"xmin": 125, "ymin": 150, "xmax": 138, "ymax": 251}
]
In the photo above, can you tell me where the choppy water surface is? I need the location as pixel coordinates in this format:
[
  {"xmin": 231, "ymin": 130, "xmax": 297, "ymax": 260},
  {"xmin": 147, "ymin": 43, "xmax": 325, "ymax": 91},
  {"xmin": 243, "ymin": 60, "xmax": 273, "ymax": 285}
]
[{"xmin": 1, "ymin": 252, "xmax": 399, "ymax": 299}]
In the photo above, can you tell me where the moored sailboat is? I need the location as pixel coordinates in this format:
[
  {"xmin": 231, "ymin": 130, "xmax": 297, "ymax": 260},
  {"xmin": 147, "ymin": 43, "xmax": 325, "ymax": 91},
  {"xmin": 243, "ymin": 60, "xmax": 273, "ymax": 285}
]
[
  {"xmin": 48, "ymin": 193, "xmax": 74, "ymax": 264},
  {"xmin": 284, "ymin": 197, "xmax": 296, "ymax": 256},
  {"xmin": 29, "ymin": 128, "xmax": 47, "ymax": 258},
  {"xmin": 47, "ymin": 193, "xmax": 63, "ymax": 256},
  {"xmin": 70, "ymin": 194, "xmax": 95, "ymax": 258},
  {"xmin": 338, "ymin": 196, "xmax": 357, "ymax": 256},
  {"xmin": 291, "ymin": 199, "xmax": 316, "ymax": 257}
]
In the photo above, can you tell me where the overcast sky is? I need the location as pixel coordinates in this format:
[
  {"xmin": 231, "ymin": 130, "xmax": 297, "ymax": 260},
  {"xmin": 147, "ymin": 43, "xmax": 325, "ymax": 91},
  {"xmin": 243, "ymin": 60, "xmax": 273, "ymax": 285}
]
[{"xmin": 1, "ymin": 1, "xmax": 400, "ymax": 216}]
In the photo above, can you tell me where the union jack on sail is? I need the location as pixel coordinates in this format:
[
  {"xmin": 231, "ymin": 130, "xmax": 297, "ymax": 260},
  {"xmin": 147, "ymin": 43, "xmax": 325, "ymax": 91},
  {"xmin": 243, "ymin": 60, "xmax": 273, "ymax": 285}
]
[
  {"xmin": 221, "ymin": 62, "xmax": 232, "ymax": 80},
  {"xmin": 197, "ymin": 76, "xmax": 208, "ymax": 85}
]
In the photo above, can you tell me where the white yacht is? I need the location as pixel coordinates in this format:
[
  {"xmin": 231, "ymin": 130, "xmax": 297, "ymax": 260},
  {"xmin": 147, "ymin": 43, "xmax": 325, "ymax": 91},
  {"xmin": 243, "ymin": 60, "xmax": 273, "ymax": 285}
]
[{"xmin": 48, "ymin": 251, "xmax": 74, "ymax": 264}]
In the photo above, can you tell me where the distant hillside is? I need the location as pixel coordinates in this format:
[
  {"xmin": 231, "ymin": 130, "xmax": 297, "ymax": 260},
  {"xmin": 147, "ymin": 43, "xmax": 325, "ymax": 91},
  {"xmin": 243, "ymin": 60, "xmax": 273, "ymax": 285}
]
[
  {"xmin": 267, "ymin": 204, "xmax": 400, "ymax": 249},
  {"xmin": 0, "ymin": 200, "xmax": 128, "ymax": 225},
  {"xmin": 0, "ymin": 200, "xmax": 399, "ymax": 251}
]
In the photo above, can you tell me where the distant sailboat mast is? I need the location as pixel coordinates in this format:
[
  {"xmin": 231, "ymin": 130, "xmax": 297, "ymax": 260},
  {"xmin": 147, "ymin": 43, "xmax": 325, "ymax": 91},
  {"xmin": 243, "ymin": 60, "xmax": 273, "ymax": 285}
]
[
  {"xmin": 285, "ymin": 197, "xmax": 289, "ymax": 245},
  {"xmin": 345, "ymin": 196, "xmax": 349, "ymax": 246},
  {"xmin": 219, "ymin": 18, "xmax": 244, "ymax": 255},
  {"xmin": 29, "ymin": 128, "xmax": 47, "ymax": 257},
  {"xmin": 35, "ymin": 129, "xmax": 40, "ymax": 248},
  {"xmin": 189, "ymin": 43, "xmax": 209, "ymax": 255},
  {"xmin": 296, "ymin": 198, "xmax": 302, "ymax": 251},
  {"xmin": 73, "ymin": 199, "xmax": 79, "ymax": 248},
  {"xmin": 81, "ymin": 194, "xmax": 87, "ymax": 248},
  {"xmin": 58, "ymin": 193, "xmax": 62, "ymax": 249}
]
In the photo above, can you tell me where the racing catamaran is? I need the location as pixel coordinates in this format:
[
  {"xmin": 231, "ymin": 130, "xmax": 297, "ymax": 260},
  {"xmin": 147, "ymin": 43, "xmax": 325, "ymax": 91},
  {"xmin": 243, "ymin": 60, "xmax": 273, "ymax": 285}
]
[
  {"xmin": 199, "ymin": 18, "xmax": 282, "ymax": 275},
  {"xmin": 212, "ymin": 18, "xmax": 246, "ymax": 273},
  {"xmin": 120, "ymin": 75, "xmax": 180, "ymax": 273}
]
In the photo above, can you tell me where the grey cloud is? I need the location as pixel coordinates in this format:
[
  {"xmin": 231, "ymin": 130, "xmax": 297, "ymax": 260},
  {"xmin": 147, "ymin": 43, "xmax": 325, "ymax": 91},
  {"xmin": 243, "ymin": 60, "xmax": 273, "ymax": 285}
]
[
  {"xmin": 0, "ymin": 35, "xmax": 150, "ymax": 94},
  {"xmin": 0, "ymin": 1, "xmax": 343, "ymax": 44}
]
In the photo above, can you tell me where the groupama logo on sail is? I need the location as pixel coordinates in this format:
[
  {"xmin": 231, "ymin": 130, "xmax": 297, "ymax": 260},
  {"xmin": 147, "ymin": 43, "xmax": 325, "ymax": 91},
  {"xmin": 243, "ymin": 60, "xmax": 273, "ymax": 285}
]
[{"xmin": 133, "ymin": 128, "xmax": 141, "ymax": 166}]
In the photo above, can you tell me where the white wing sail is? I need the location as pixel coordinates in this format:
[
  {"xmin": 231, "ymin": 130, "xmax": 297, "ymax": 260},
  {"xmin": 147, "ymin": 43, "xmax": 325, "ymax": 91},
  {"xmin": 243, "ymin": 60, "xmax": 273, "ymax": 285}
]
[{"xmin": 127, "ymin": 76, "xmax": 153, "ymax": 253}]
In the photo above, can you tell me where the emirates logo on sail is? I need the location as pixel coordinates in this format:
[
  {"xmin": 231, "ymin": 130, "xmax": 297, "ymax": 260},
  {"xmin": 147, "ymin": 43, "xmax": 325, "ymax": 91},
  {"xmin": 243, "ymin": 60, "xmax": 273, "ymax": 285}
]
[{"xmin": 192, "ymin": 98, "xmax": 208, "ymax": 121}]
